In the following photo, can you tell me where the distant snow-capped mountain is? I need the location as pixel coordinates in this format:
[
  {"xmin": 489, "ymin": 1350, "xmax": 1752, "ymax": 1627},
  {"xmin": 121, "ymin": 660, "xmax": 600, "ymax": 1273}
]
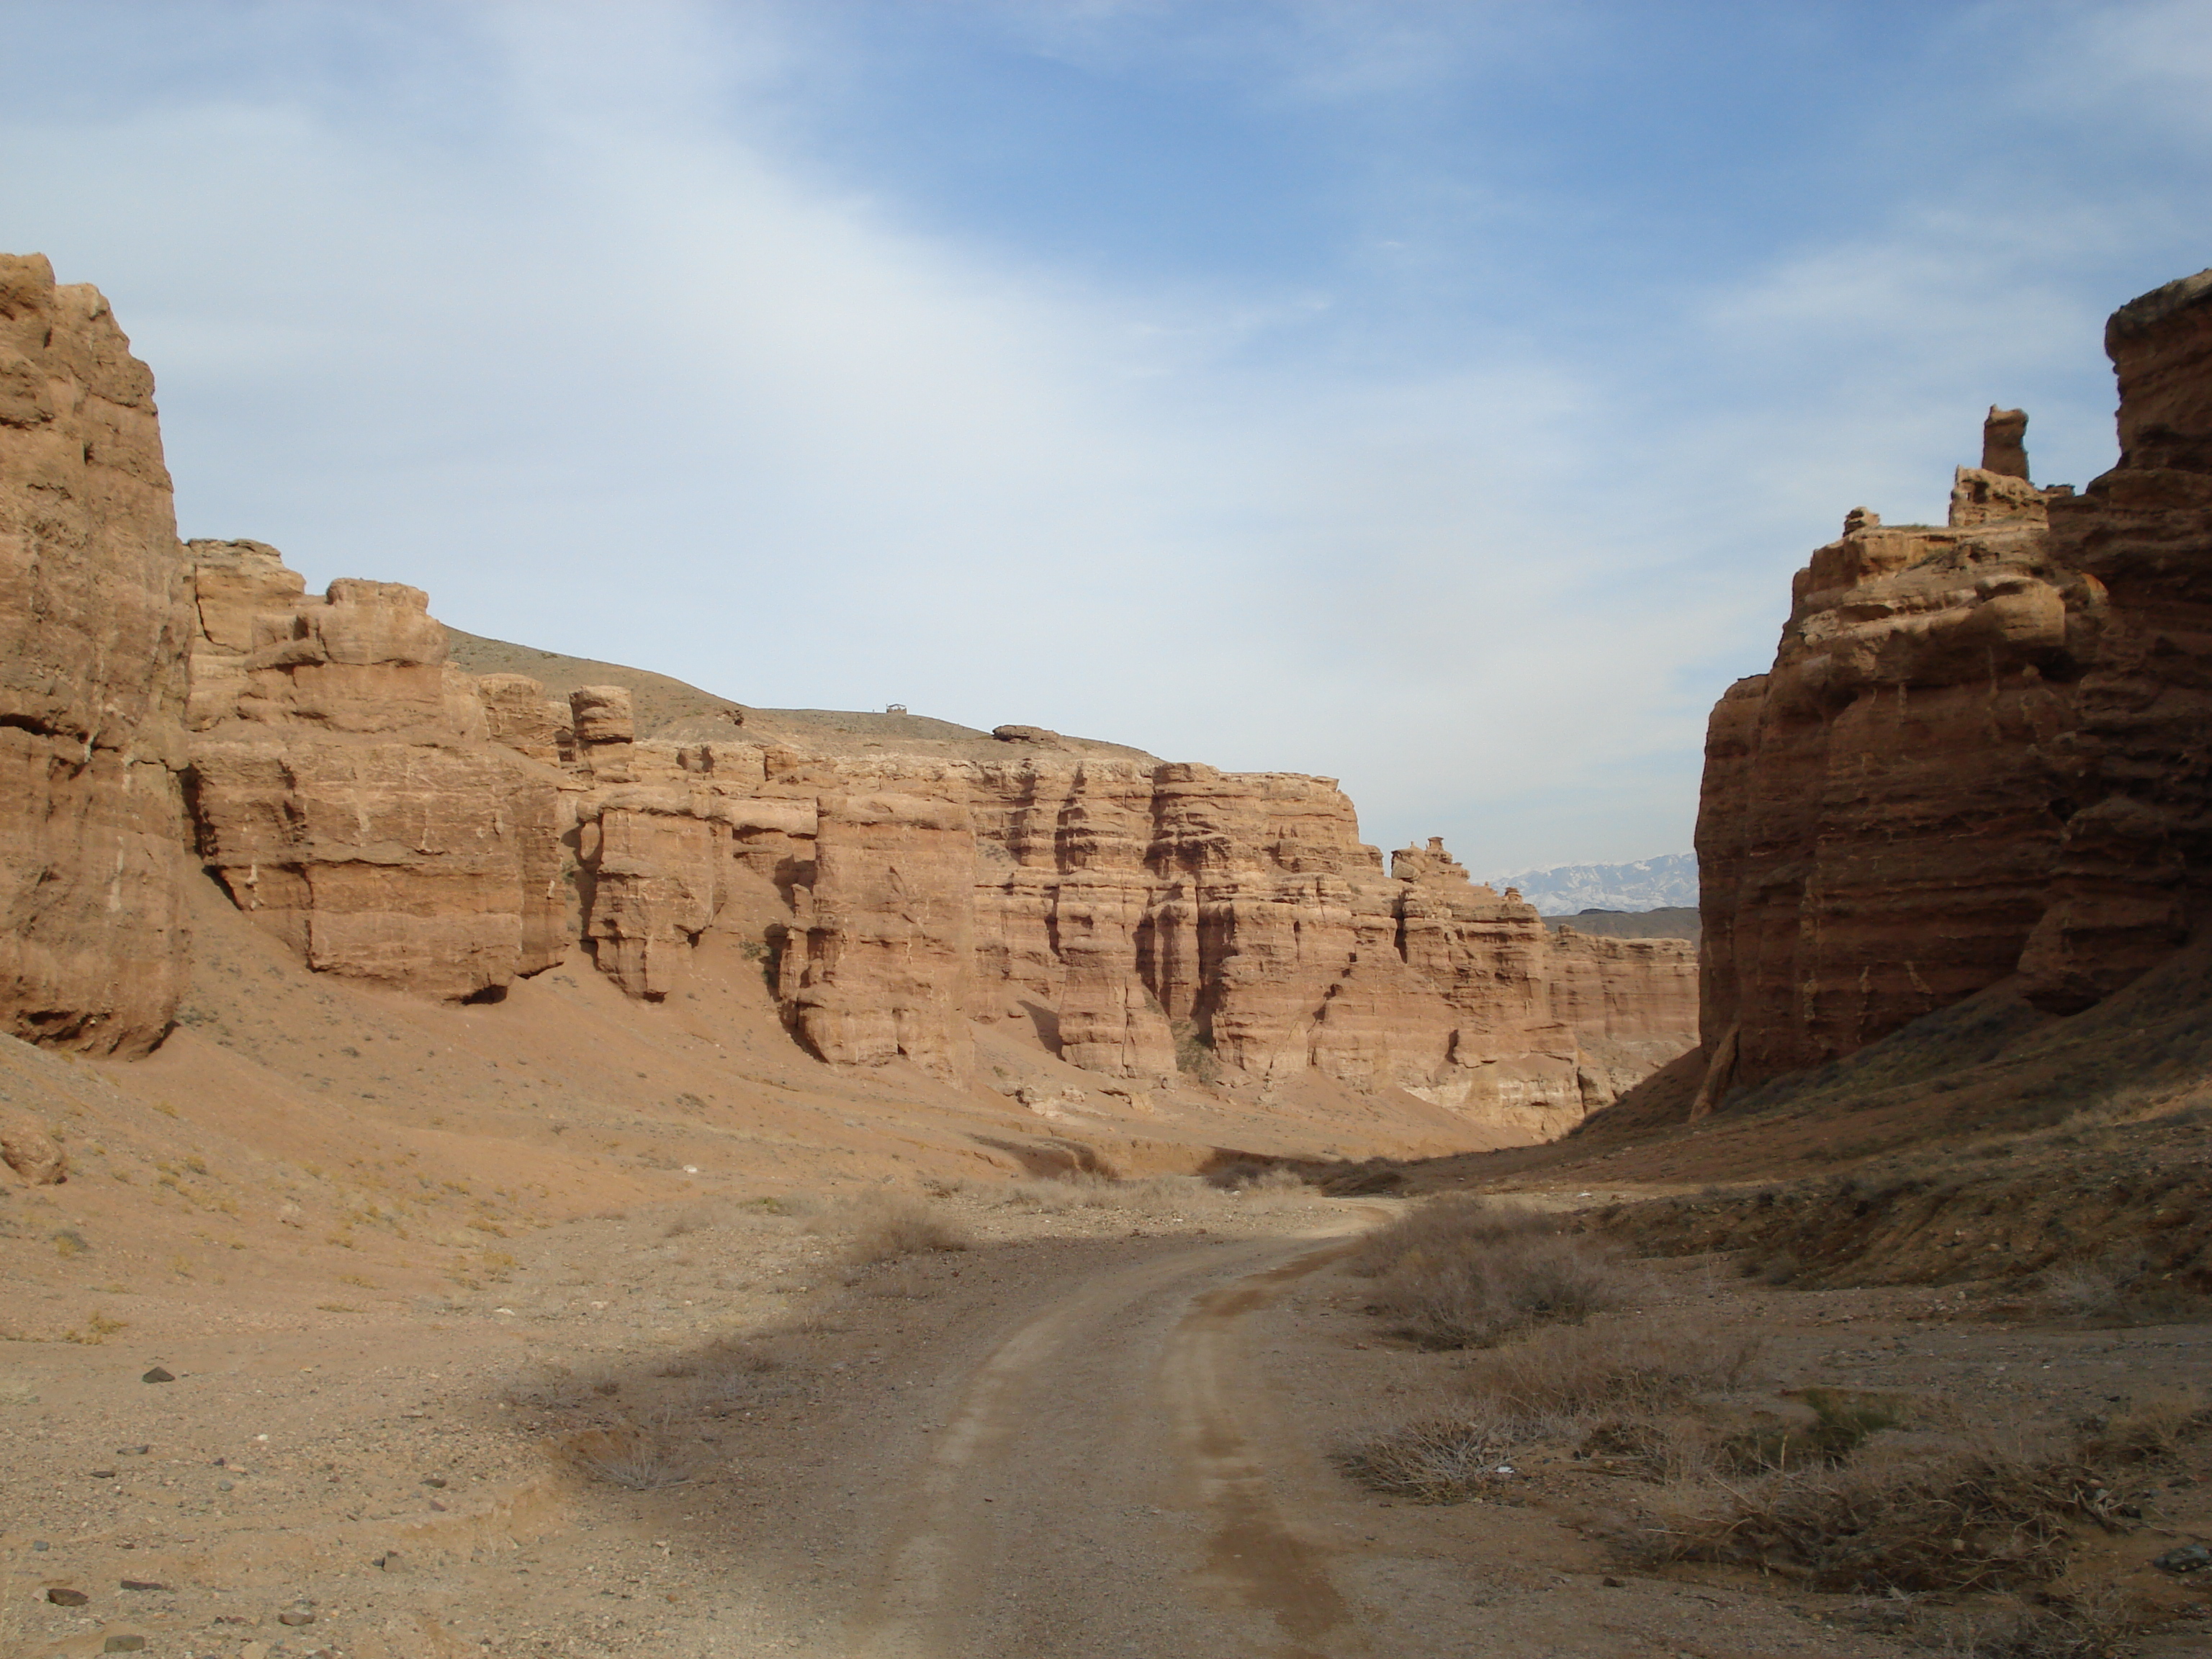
[{"xmin": 1488, "ymin": 853, "xmax": 1696, "ymax": 914}]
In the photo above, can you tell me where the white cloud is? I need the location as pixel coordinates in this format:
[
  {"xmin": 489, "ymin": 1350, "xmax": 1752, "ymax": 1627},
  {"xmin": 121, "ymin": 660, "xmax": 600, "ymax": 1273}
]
[{"xmin": 1, "ymin": 0, "xmax": 2206, "ymax": 874}]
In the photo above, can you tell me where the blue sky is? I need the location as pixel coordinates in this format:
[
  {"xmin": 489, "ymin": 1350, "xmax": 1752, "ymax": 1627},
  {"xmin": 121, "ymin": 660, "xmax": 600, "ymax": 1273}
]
[{"xmin": 4, "ymin": 1, "xmax": 2208, "ymax": 873}]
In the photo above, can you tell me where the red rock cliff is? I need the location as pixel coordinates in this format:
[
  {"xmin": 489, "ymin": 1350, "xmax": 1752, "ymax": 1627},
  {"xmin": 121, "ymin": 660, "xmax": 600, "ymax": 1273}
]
[
  {"xmin": 0, "ymin": 255, "xmax": 192, "ymax": 1053},
  {"xmin": 1696, "ymin": 269, "xmax": 2212, "ymax": 1100},
  {"xmin": 0, "ymin": 256, "xmax": 1697, "ymax": 1136}
]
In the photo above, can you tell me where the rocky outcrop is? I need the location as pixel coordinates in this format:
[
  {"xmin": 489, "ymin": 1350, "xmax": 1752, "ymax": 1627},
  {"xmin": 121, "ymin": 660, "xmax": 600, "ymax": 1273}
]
[
  {"xmin": 1696, "ymin": 270, "xmax": 2212, "ymax": 1099},
  {"xmin": 0, "ymin": 254, "xmax": 192, "ymax": 1054},
  {"xmin": 181, "ymin": 543, "xmax": 572, "ymax": 1001},
  {"xmin": 0, "ymin": 252, "xmax": 1696, "ymax": 1138},
  {"xmin": 172, "ymin": 557, "xmax": 1701, "ymax": 1125}
]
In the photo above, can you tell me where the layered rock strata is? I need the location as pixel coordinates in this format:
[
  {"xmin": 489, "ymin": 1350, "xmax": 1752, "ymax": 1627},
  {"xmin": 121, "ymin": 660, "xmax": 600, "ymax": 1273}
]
[
  {"xmin": 179, "ymin": 548, "xmax": 1698, "ymax": 1125},
  {"xmin": 0, "ymin": 254, "xmax": 192, "ymax": 1054},
  {"xmin": 1697, "ymin": 269, "xmax": 2212, "ymax": 1100},
  {"xmin": 181, "ymin": 541, "xmax": 571, "ymax": 1001},
  {"xmin": 0, "ymin": 255, "xmax": 1697, "ymax": 1134}
]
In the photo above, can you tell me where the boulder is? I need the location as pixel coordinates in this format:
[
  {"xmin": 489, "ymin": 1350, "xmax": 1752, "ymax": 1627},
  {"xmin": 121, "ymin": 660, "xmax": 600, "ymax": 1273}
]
[{"xmin": 0, "ymin": 1105, "xmax": 66, "ymax": 1184}]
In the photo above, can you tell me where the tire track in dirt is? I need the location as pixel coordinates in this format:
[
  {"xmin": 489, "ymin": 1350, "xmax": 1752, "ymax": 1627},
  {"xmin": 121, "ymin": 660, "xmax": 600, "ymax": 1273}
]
[{"xmin": 840, "ymin": 1219, "xmax": 1374, "ymax": 1659}]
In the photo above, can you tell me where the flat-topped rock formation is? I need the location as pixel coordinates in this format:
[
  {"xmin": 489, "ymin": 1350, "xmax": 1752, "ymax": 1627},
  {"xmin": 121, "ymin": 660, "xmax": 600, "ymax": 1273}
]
[
  {"xmin": 0, "ymin": 253, "xmax": 1699, "ymax": 1140},
  {"xmin": 1695, "ymin": 268, "xmax": 2212, "ymax": 1103}
]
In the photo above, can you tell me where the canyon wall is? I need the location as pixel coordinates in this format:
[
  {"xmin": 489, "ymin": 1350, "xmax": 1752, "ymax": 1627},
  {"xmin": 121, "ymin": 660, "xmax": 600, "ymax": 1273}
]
[
  {"xmin": 0, "ymin": 255, "xmax": 1697, "ymax": 1136},
  {"xmin": 1696, "ymin": 267, "xmax": 2212, "ymax": 1101},
  {"xmin": 0, "ymin": 254, "xmax": 192, "ymax": 1055}
]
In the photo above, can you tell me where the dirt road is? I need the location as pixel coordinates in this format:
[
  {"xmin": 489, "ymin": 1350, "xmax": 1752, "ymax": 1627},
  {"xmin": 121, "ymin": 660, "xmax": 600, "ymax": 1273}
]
[
  {"xmin": 834, "ymin": 1224, "xmax": 1370, "ymax": 1659},
  {"xmin": 9, "ymin": 1192, "xmax": 2046, "ymax": 1658}
]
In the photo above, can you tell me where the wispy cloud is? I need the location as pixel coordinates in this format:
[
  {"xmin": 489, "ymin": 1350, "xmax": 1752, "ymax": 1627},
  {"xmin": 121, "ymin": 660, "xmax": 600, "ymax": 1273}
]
[{"xmin": 0, "ymin": 0, "xmax": 2204, "ymax": 873}]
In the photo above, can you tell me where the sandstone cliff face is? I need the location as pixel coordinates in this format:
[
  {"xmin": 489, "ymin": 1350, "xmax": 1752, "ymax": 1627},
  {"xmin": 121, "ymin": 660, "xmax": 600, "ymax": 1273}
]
[
  {"xmin": 1699, "ymin": 271, "xmax": 2212, "ymax": 1099},
  {"xmin": 174, "ymin": 557, "xmax": 1700, "ymax": 1126},
  {"xmin": 182, "ymin": 541, "xmax": 572, "ymax": 1002},
  {"xmin": 0, "ymin": 255, "xmax": 191, "ymax": 1053},
  {"xmin": 0, "ymin": 253, "xmax": 1696, "ymax": 1138}
]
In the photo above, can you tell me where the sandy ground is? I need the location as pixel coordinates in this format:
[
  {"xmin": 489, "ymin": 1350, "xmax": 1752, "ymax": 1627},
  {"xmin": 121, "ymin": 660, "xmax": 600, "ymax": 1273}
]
[{"xmin": 9, "ymin": 1172, "xmax": 2211, "ymax": 1659}]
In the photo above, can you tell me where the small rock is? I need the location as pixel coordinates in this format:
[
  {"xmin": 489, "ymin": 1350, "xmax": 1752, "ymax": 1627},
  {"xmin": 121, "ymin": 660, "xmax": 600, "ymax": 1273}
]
[
  {"xmin": 1603, "ymin": 1576, "xmax": 1625, "ymax": 1588},
  {"xmin": 241, "ymin": 1643, "xmax": 269, "ymax": 1659},
  {"xmin": 421, "ymin": 1475, "xmax": 447, "ymax": 1488},
  {"xmin": 89, "ymin": 1469, "xmax": 117, "ymax": 1479},
  {"xmin": 278, "ymin": 1609, "xmax": 317, "ymax": 1627},
  {"xmin": 141, "ymin": 1367, "xmax": 175, "ymax": 1384},
  {"xmin": 32, "ymin": 1540, "xmax": 49, "ymax": 1552},
  {"xmin": 217, "ymin": 1480, "xmax": 234, "ymax": 1492},
  {"xmin": 104, "ymin": 1637, "xmax": 145, "ymax": 1653},
  {"xmin": 427, "ymin": 1498, "xmax": 448, "ymax": 1512},
  {"xmin": 118, "ymin": 1446, "xmax": 150, "ymax": 1457},
  {"xmin": 374, "ymin": 1551, "xmax": 404, "ymax": 1573},
  {"xmin": 46, "ymin": 1588, "xmax": 89, "ymax": 1606},
  {"xmin": 2154, "ymin": 1542, "xmax": 2212, "ymax": 1574},
  {"xmin": 119, "ymin": 1580, "xmax": 169, "ymax": 1592},
  {"xmin": 0, "ymin": 1107, "xmax": 67, "ymax": 1184}
]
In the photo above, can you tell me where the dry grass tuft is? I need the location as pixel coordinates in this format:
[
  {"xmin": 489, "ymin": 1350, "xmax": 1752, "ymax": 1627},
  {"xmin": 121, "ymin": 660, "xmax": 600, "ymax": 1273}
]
[
  {"xmin": 1637, "ymin": 1432, "xmax": 2121, "ymax": 1593},
  {"xmin": 945, "ymin": 1172, "xmax": 1226, "ymax": 1217},
  {"xmin": 1352, "ymin": 1197, "xmax": 1640, "ymax": 1349},
  {"xmin": 1928, "ymin": 1586, "xmax": 2149, "ymax": 1658},
  {"xmin": 1344, "ymin": 1318, "xmax": 1765, "ymax": 1502},
  {"xmin": 1463, "ymin": 1318, "xmax": 1766, "ymax": 1420},
  {"xmin": 562, "ymin": 1427, "xmax": 693, "ymax": 1492},
  {"xmin": 836, "ymin": 1193, "xmax": 973, "ymax": 1263},
  {"xmin": 1339, "ymin": 1415, "xmax": 1525, "ymax": 1503}
]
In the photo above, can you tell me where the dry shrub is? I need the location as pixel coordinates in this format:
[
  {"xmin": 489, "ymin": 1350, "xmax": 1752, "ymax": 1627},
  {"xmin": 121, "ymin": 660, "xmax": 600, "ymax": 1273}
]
[
  {"xmin": 750, "ymin": 1192, "xmax": 822, "ymax": 1218},
  {"xmin": 2077, "ymin": 1389, "xmax": 2211, "ymax": 1465},
  {"xmin": 692, "ymin": 1346, "xmax": 783, "ymax": 1413},
  {"xmin": 1340, "ymin": 1414, "xmax": 1526, "ymax": 1503},
  {"xmin": 1209, "ymin": 1161, "xmax": 1308, "ymax": 1194},
  {"xmin": 1350, "ymin": 1195, "xmax": 1552, "ymax": 1273},
  {"xmin": 1638, "ymin": 1431, "xmax": 2118, "ymax": 1593},
  {"xmin": 837, "ymin": 1193, "xmax": 972, "ymax": 1263},
  {"xmin": 1929, "ymin": 1586, "xmax": 2148, "ymax": 1658},
  {"xmin": 1346, "ymin": 1319, "xmax": 1763, "ymax": 1502},
  {"xmin": 966, "ymin": 1172, "xmax": 1221, "ymax": 1216},
  {"xmin": 2039, "ymin": 1252, "xmax": 2211, "ymax": 1326},
  {"xmin": 561, "ymin": 1426, "xmax": 693, "ymax": 1492},
  {"xmin": 1464, "ymin": 1319, "xmax": 1766, "ymax": 1420},
  {"xmin": 1354, "ymin": 1197, "xmax": 1638, "ymax": 1348}
]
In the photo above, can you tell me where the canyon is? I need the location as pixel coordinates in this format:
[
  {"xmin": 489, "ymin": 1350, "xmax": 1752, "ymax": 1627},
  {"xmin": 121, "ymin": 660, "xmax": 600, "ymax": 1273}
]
[
  {"xmin": 1692, "ymin": 268, "xmax": 2212, "ymax": 1104},
  {"xmin": 0, "ymin": 250, "xmax": 1694, "ymax": 1146},
  {"xmin": 8, "ymin": 254, "xmax": 2212, "ymax": 1659}
]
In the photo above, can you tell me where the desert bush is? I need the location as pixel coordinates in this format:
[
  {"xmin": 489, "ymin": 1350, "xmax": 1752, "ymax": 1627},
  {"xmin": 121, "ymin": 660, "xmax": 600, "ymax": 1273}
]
[
  {"xmin": 962, "ymin": 1172, "xmax": 1223, "ymax": 1216},
  {"xmin": 1717, "ymin": 1388, "xmax": 1914, "ymax": 1473},
  {"xmin": 1171, "ymin": 1020, "xmax": 1220, "ymax": 1082},
  {"xmin": 2075, "ymin": 1388, "xmax": 2211, "ymax": 1465},
  {"xmin": 2040, "ymin": 1251, "xmax": 2210, "ymax": 1326},
  {"xmin": 1928, "ymin": 1586, "xmax": 2147, "ymax": 1659},
  {"xmin": 1350, "ymin": 1195, "xmax": 1555, "ymax": 1273},
  {"xmin": 1465, "ymin": 1319, "xmax": 1766, "ymax": 1421},
  {"xmin": 1354, "ymin": 1198, "xmax": 1638, "ymax": 1348},
  {"xmin": 1637, "ymin": 1431, "xmax": 2117, "ymax": 1593},
  {"xmin": 568, "ymin": 1427, "xmax": 693, "ymax": 1492},
  {"xmin": 691, "ymin": 1346, "xmax": 783, "ymax": 1412},
  {"xmin": 1339, "ymin": 1414, "xmax": 1527, "ymax": 1503},
  {"xmin": 749, "ymin": 1192, "xmax": 822, "ymax": 1218},
  {"xmin": 1346, "ymin": 1319, "xmax": 1763, "ymax": 1501},
  {"xmin": 837, "ymin": 1193, "xmax": 973, "ymax": 1263}
]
